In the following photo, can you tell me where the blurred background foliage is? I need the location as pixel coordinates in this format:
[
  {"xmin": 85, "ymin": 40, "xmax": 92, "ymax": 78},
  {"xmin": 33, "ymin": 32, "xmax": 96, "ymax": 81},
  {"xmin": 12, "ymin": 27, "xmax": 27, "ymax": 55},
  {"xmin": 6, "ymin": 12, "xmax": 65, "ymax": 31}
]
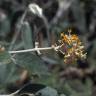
[{"xmin": 0, "ymin": 0, "xmax": 96, "ymax": 96}]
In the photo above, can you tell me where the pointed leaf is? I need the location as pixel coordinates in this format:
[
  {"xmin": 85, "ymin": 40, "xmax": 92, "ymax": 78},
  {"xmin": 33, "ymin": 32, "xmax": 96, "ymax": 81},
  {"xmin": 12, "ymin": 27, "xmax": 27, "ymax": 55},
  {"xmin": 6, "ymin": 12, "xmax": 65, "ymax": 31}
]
[{"xmin": 21, "ymin": 21, "xmax": 33, "ymax": 49}]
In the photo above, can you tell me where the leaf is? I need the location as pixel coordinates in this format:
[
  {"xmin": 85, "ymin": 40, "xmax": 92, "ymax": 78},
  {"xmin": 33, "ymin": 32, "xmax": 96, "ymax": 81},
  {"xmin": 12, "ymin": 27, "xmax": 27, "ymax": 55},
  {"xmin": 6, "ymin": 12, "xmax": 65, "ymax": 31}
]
[
  {"xmin": 15, "ymin": 53, "xmax": 49, "ymax": 75},
  {"xmin": 0, "ymin": 17, "xmax": 10, "ymax": 38},
  {"xmin": 0, "ymin": 51, "xmax": 20, "ymax": 86},
  {"xmin": 21, "ymin": 21, "xmax": 33, "ymax": 49},
  {"xmin": 0, "ymin": 51, "xmax": 11, "ymax": 65},
  {"xmin": 36, "ymin": 86, "xmax": 58, "ymax": 96}
]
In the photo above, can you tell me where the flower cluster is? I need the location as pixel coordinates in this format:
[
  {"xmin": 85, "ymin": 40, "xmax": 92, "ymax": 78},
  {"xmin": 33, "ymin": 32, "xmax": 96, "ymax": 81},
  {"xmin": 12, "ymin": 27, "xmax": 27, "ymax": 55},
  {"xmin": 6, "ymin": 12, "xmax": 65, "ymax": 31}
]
[{"xmin": 56, "ymin": 29, "xmax": 87, "ymax": 64}]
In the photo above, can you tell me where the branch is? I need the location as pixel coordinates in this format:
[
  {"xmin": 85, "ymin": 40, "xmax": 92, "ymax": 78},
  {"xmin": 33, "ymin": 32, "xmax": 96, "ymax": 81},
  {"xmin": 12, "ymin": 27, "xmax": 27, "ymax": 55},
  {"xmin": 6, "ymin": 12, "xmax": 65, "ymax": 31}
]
[{"xmin": 8, "ymin": 45, "xmax": 61, "ymax": 54}]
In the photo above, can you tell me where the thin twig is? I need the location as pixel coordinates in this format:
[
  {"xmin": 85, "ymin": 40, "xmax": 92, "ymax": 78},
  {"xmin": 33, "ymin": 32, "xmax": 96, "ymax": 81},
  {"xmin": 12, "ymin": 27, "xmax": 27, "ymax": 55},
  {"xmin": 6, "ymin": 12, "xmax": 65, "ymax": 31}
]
[{"xmin": 8, "ymin": 45, "xmax": 61, "ymax": 54}]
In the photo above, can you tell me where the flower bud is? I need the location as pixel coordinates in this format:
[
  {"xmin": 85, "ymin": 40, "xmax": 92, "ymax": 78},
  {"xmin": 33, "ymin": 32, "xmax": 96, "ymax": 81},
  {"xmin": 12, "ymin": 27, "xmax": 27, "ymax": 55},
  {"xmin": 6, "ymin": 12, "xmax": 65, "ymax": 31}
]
[{"xmin": 28, "ymin": 3, "xmax": 43, "ymax": 17}]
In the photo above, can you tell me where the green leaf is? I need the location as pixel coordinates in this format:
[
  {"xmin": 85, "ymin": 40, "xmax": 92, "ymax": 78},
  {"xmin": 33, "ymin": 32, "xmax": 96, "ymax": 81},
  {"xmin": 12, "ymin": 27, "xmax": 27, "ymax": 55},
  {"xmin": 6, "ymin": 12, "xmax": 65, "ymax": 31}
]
[
  {"xmin": 0, "ymin": 51, "xmax": 20, "ymax": 85},
  {"xmin": 21, "ymin": 21, "xmax": 33, "ymax": 49},
  {"xmin": 0, "ymin": 51, "xmax": 11, "ymax": 65},
  {"xmin": 15, "ymin": 53, "xmax": 49, "ymax": 75},
  {"xmin": 0, "ymin": 18, "xmax": 10, "ymax": 38},
  {"xmin": 36, "ymin": 86, "xmax": 58, "ymax": 96}
]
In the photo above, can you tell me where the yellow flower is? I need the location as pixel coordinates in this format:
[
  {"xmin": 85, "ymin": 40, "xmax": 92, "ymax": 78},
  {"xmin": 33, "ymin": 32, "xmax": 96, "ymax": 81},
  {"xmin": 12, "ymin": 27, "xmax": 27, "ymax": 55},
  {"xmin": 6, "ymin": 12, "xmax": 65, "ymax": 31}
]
[
  {"xmin": 61, "ymin": 32, "xmax": 81, "ymax": 45},
  {"xmin": 59, "ymin": 30, "xmax": 86, "ymax": 64}
]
